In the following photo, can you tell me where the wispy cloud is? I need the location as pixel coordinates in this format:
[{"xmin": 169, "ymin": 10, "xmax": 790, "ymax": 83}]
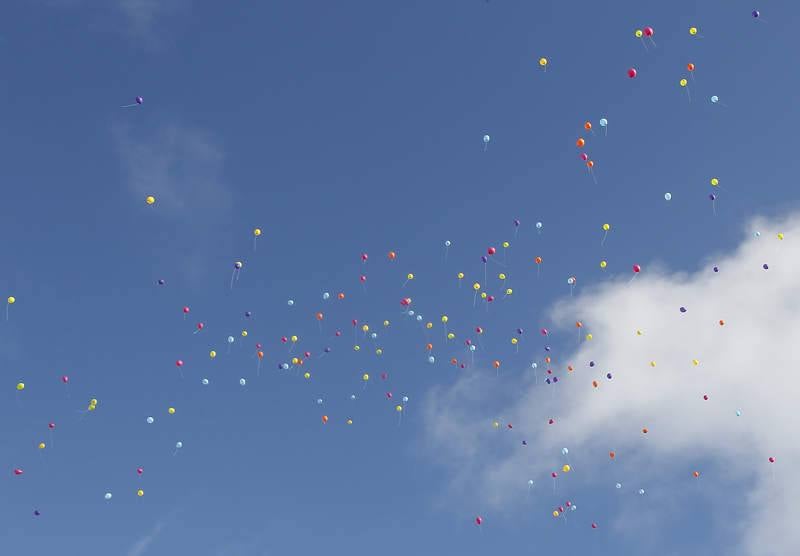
[
  {"xmin": 422, "ymin": 213, "xmax": 800, "ymax": 556},
  {"xmin": 114, "ymin": 123, "xmax": 230, "ymax": 214},
  {"xmin": 44, "ymin": 0, "xmax": 190, "ymax": 41},
  {"xmin": 127, "ymin": 518, "xmax": 166, "ymax": 556}
]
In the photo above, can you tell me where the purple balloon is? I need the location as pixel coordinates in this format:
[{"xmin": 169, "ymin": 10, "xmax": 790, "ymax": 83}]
[
  {"xmin": 157, "ymin": 279, "xmax": 165, "ymax": 285},
  {"xmin": 136, "ymin": 96, "xmax": 144, "ymax": 104},
  {"xmin": 709, "ymin": 194, "xmax": 717, "ymax": 201},
  {"xmin": 589, "ymin": 361, "xmax": 595, "ymax": 367},
  {"xmin": 481, "ymin": 256, "xmax": 488, "ymax": 263},
  {"xmin": 680, "ymin": 306, "xmax": 687, "ymax": 313},
  {"xmin": 752, "ymin": 10, "xmax": 759, "ymax": 18},
  {"xmin": 713, "ymin": 266, "xmax": 719, "ymax": 273},
  {"xmin": 762, "ymin": 263, "xmax": 769, "ymax": 270},
  {"xmin": 514, "ymin": 219, "xmax": 520, "ymax": 227}
]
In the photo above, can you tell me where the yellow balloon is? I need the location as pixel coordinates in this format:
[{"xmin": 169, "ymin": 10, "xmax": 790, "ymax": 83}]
[
  {"xmin": 406, "ymin": 273, "xmax": 414, "ymax": 280},
  {"xmin": 777, "ymin": 233, "xmax": 785, "ymax": 240},
  {"xmin": 90, "ymin": 398, "xmax": 98, "ymax": 405},
  {"xmin": 473, "ymin": 282, "xmax": 481, "ymax": 291},
  {"xmin": 209, "ymin": 350, "xmax": 217, "ymax": 359},
  {"xmin": 7, "ymin": 296, "xmax": 15, "ymax": 305},
  {"xmin": 38, "ymin": 442, "xmax": 45, "ymax": 450},
  {"xmin": 492, "ymin": 421, "xmax": 500, "ymax": 429},
  {"xmin": 635, "ymin": 29, "xmax": 643, "ymax": 38},
  {"xmin": 680, "ymin": 78, "xmax": 688, "ymax": 87},
  {"xmin": 511, "ymin": 338, "xmax": 518, "ymax": 345},
  {"xmin": 361, "ymin": 325, "xmax": 369, "ymax": 333},
  {"xmin": 447, "ymin": 332, "xmax": 455, "ymax": 340},
  {"xmin": 585, "ymin": 333, "xmax": 593, "ymax": 341},
  {"xmin": 241, "ymin": 330, "xmax": 248, "ymax": 337},
  {"xmin": 689, "ymin": 26, "xmax": 698, "ymax": 35},
  {"xmin": 562, "ymin": 464, "xmax": 571, "ymax": 473},
  {"xmin": 168, "ymin": 407, "xmax": 176, "ymax": 415},
  {"xmin": 291, "ymin": 335, "xmax": 298, "ymax": 343},
  {"xmin": 636, "ymin": 329, "xmax": 643, "ymax": 336},
  {"xmin": 553, "ymin": 511, "xmax": 560, "ymax": 517},
  {"xmin": 457, "ymin": 272, "xmax": 464, "ymax": 280},
  {"xmin": 292, "ymin": 357, "xmax": 300, "ymax": 365},
  {"xmin": 353, "ymin": 345, "xmax": 360, "ymax": 351},
  {"xmin": 362, "ymin": 373, "xmax": 369, "ymax": 381},
  {"xmin": 650, "ymin": 361, "xmax": 657, "ymax": 367},
  {"xmin": 145, "ymin": 195, "xmax": 155, "ymax": 205},
  {"xmin": 441, "ymin": 315, "xmax": 448, "ymax": 323},
  {"xmin": 16, "ymin": 382, "xmax": 24, "ymax": 391},
  {"xmin": 498, "ymin": 273, "xmax": 506, "ymax": 280},
  {"xmin": 396, "ymin": 405, "xmax": 403, "ymax": 412},
  {"xmin": 505, "ymin": 288, "xmax": 513, "ymax": 295},
  {"xmin": 692, "ymin": 359, "xmax": 699, "ymax": 366},
  {"xmin": 253, "ymin": 228, "xmax": 262, "ymax": 237},
  {"xmin": 710, "ymin": 177, "xmax": 719, "ymax": 186},
  {"xmin": 502, "ymin": 241, "xmax": 510, "ymax": 249},
  {"xmin": 88, "ymin": 404, "xmax": 96, "ymax": 411},
  {"xmin": 425, "ymin": 322, "xmax": 432, "ymax": 329},
  {"xmin": 375, "ymin": 348, "xmax": 383, "ymax": 356},
  {"xmin": 383, "ymin": 320, "xmax": 390, "ymax": 327},
  {"xmin": 137, "ymin": 489, "xmax": 144, "ymax": 497},
  {"xmin": 347, "ymin": 419, "xmax": 353, "ymax": 425},
  {"xmin": 303, "ymin": 372, "xmax": 311, "ymax": 380},
  {"xmin": 602, "ymin": 223, "xmax": 610, "ymax": 231},
  {"xmin": 480, "ymin": 292, "xmax": 487, "ymax": 299},
  {"xmin": 600, "ymin": 260, "xmax": 607, "ymax": 269},
  {"xmin": 539, "ymin": 57, "xmax": 548, "ymax": 67}
]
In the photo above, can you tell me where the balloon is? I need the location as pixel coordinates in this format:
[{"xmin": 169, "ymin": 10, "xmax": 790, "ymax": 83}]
[
  {"xmin": 584, "ymin": 121, "xmax": 592, "ymax": 131},
  {"xmin": 362, "ymin": 373, "xmax": 369, "ymax": 381},
  {"xmin": 632, "ymin": 264, "xmax": 641, "ymax": 273},
  {"xmin": 602, "ymin": 223, "xmax": 610, "ymax": 231},
  {"xmin": 643, "ymin": 26, "xmax": 654, "ymax": 37},
  {"xmin": 234, "ymin": 261, "xmax": 243, "ymax": 269},
  {"xmin": 475, "ymin": 516, "xmax": 483, "ymax": 526},
  {"xmin": 562, "ymin": 465, "xmax": 571, "ymax": 473},
  {"xmin": 7, "ymin": 296, "xmax": 15, "ymax": 305},
  {"xmin": 752, "ymin": 10, "xmax": 760, "ymax": 18},
  {"xmin": 287, "ymin": 299, "xmax": 294, "ymax": 306},
  {"xmin": 145, "ymin": 196, "xmax": 155, "ymax": 205},
  {"xmin": 687, "ymin": 63, "xmax": 695, "ymax": 72},
  {"xmin": 38, "ymin": 442, "xmax": 45, "ymax": 450},
  {"xmin": 680, "ymin": 78, "xmax": 688, "ymax": 87},
  {"xmin": 16, "ymin": 382, "xmax": 24, "ymax": 391},
  {"xmin": 105, "ymin": 493, "xmax": 113, "ymax": 500},
  {"xmin": 175, "ymin": 441, "xmax": 183, "ymax": 449},
  {"xmin": 710, "ymin": 177, "xmax": 719, "ymax": 186},
  {"xmin": 689, "ymin": 27, "xmax": 698, "ymax": 35},
  {"xmin": 176, "ymin": 360, "xmax": 184, "ymax": 367},
  {"xmin": 146, "ymin": 416, "xmax": 154, "ymax": 424},
  {"xmin": 539, "ymin": 57, "xmax": 547, "ymax": 67},
  {"xmin": 536, "ymin": 221, "xmax": 543, "ymax": 230},
  {"xmin": 202, "ymin": 378, "xmax": 209, "ymax": 385},
  {"xmin": 711, "ymin": 95, "xmax": 719, "ymax": 103},
  {"xmin": 323, "ymin": 292, "xmax": 330, "ymax": 300},
  {"xmin": 599, "ymin": 118, "xmax": 608, "ymax": 127},
  {"xmin": 576, "ymin": 137, "xmax": 585, "ymax": 148},
  {"xmin": 600, "ymin": 260, "xmax": 607, "ymax": 269},
  {"xmin": 168, "ymin": 407, "xmax": 176, "ymax": 414},
  {"xmin": 635, "ymin": 29, "xmax": 643, "ymax": 38},
  {"xmin": 239, "ymin": 378, "xmax": 246, "ymax": 386},
  {"xmin": 628, "ymin": 68, "xmax": 637, "ymax": 78},
  {"xmin": 665, "ymin": 192, "xmax": 672, "ymax": 200},
  {"xmin": 322, "ymin": 415, "xmax": 328, "ymax": 424},
  {"xmin": 388, "ymin": 251, "xmax": 397, "ymax": 260},
  {"xmin": 137, "ymin": 489, "xmax": 144, "ymax": 497},
  {"xmin": 253, "ymin": 228, "xmax": 262, "ymax": 237},
  {"xmin": 483, "ymin": 135, "xmax": 490, "ymax": 144},
  {"xmin": 638, "ymin": 489, "xmax": 645, "ymax": 495}
]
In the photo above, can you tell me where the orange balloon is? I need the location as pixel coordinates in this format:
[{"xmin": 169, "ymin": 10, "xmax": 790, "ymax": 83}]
[
  {"xmin": 544, "ymin": 356, "xmax": 551, "ymax": 364},
  {"xmin": 257, "ymin": 350, "xmax": 264, "ymax": 359},
  {"xmin": 493, "ymin": 360, "xmax": 501, "ymax": 369},
  {"xmin": 609, "ymin": 451, "xmax": 616, "ymax": 459},
  {"xmin": 584, "ymin": 121, "xmax": 592, "ymax": 130},
  {"xmin": 642, "ymin": 427, "xmax": 649, "ymax": 434},
  {"xmin": 337, "ymin": 292, "xmax": 345, "ymax": 300},
  {"xmin": 316, "ymin": 312, "xmax": 324, "ymax": 321},
  {"xmin": 576, "ymin": 138, "xmax": 585, "ymax": 148},
  {"xmin": 567, "ymin": 365, "xmax": 574, "ymax": 372},
  {"xmin": 687, "ymin": 63, "xmax": 695, "ymax": 71},
  {"xmin": 450, "ymin": 357, "xmax": 458, "ymax": 365},
  {"xmin": 322, "ymin": 415, "xmax": 329, "ymax": 424},
  {"xmin": 592, "ymin": 380, "xmax": 599, "ymax": 388},
  {"xmin": 719, "ymin": 319, "xmax": 725, "ymax": 326},
  {"xmin": 535, "ymin": 256, "xmax": 543, "ymax": 264},
  {"xmin": 586, "ymin": 160, "xmax": 594, "ymax": 168},
  {"xmin": 575, "ymin": 321, "xmax": 583, "ymax": 328},
  {"xmin": 426, "ymin": 343, "xmax": 433, "ymax": 351},
  {"xmin": 693, "ymin": 471, "xmax": 700, "ymax": 478},
  {"xmin": 388, "ymin": 251, "xmax": 397, "ymax": 261}
]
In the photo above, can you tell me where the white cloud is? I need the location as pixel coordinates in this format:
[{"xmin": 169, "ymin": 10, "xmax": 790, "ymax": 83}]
[
  {"xmin": 127, "ymin": 519, "xmax": 165, "ymax": 556},
  {"xmin": 114, "ymin": 123, "xmax": 230, "ymax": 215},
  {"xmin": 44, "ymin": 0, "xmax": 189, "ymax": 39},
  {"xmin": 422, "ymin": 213, "xmax": 800, "ymax": 556}
]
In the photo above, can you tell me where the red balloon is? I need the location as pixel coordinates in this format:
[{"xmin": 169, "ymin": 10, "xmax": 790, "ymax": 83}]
[
  {"xmin": 182, "ymin": 306, "xmax": 190, "ymax": 314},
  {"xmin": 361, "ymin": 253, "xmax": 368, "ymax": 262},
  {"xmin": 475, "ymin": 516, "xmax": 483, "ymax": 526},
  {"xmin": 13, "ymin": 468, "xmax": 23, "ymax": 476},
  {"xmin": 591, "ymin": 523, "xmax": 598, "ymax": 529},
  {"xmin": 643, "ymin": 26, "xmax": 654, "ymax": 37},
  {"xmin": 487, "ymin": 247, "xmax": 496, "ymax": 255},
  {"xmin": 632, "ymin": 264, "xmax": 641, "ymax": 273},
  {"xmin": 196, "ymin": 322, "xmax": 204, "ymax": 330},
  {"xmin": 628, "ymin": 68, "xmax": 637, "ymax": 78},
  {"xmin": 769, "ymin": 457, "xmax": 776, "ymax": 463}
]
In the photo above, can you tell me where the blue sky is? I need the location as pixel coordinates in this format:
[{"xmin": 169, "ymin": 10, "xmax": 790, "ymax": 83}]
[{"xmin": 2, "ymin": 1, "xmax": 799, "ymax": 555}]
